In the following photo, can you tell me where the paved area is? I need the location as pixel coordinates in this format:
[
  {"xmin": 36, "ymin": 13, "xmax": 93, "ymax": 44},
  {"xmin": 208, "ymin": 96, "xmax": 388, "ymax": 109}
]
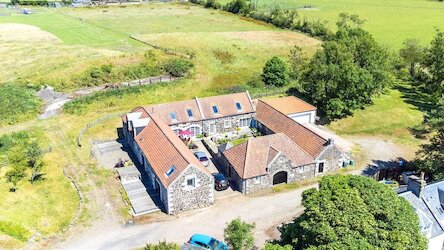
[
  {"xmin": 117, "ymin": 165, "xmax": 161, "ymax": 215},
  {"xmin": 54, "ymin": 183, "xmax": 316, "ymax": 250},
  {"xmin": 92, "ymin": 140, "xmax": 132, "ymax": 169},
  {"xmin": 192, "ymin": 140, "xmax": 240, "ymax": 199}
]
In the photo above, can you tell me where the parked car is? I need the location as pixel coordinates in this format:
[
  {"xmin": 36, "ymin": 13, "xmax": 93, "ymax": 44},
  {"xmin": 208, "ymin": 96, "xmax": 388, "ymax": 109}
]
[
  {"xmin": 186, "ymin": 234, "xmax": 228, "ymax": 250},
  {"xmin": 194, "ymin": 151, "xmax": 209, "ymax": 167},
  {"xmin": 213, "ymin": 173, "xmax": 229, "ymax": 191},
  {"xmin": 22, "ymin": 9, "xmax": 32, "ymax": 14}
]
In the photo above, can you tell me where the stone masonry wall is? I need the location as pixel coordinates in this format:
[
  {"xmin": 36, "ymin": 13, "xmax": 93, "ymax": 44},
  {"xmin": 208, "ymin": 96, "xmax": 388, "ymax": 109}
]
[
  {"xmin": 201, "ymin": 113, "xmax": 254, "ymax": 135},
  {"xmin": 167, "ymin": 165, "xmax": 214, "ymax": 215},
  {"xmin": 244, "ymin": 154, "xmax": 316, "ymax": 194},
  {"xmin": 316, "ymin": 145, "xmax": 344, "ymax": 175}
]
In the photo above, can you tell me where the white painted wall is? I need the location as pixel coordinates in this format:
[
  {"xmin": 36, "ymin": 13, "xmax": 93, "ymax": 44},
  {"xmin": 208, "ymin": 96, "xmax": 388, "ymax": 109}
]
[
  {"xmin": 288, "ymin": 110, "xmax": 316, "ymax": 124},
  {"xmin": 429, "ymin": 234, "xmax": 444, "ymax": 250}
]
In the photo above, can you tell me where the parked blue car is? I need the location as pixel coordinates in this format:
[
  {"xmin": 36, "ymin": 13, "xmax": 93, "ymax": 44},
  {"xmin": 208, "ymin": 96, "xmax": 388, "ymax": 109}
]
[{"xmin": 186, "ymin": 234, "xmax": 228, "ymax": 250}]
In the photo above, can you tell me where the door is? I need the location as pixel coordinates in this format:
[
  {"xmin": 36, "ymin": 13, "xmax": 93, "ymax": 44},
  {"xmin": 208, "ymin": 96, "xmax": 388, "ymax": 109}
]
[{"xmin": 273, "ymin": 171, "xmax": 288, "ymax": 185}]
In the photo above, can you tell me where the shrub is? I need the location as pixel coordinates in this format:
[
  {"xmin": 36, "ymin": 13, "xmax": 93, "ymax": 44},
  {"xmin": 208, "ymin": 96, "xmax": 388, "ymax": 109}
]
[
  {"xmin": 0, "ymin": 220, "xmax": 32, "ymax": 241},
  {"xmin": 0, "ymin": 85, "xmax": 41, "ymax": 125},
  {"xmin": 262, "ymin": 56, "xmax": 289, "ymax": 87},
  {"xmin": 143, "ymin": 240, "xmax": 180, "ymax": 250},
  {"xmin": 224, "ymin": 0, "xmax": 253, "ymax": 15},
  {"xmin": 163, "ymin": 58, "xmax": 194, "ymax": 77},
  {"xmin": 213, "ymin": 49, "xmax": 235, "ymax": 64},
  {"xmin": 224, "ymin": 218, "xmax": 255, "ymax": 250}
]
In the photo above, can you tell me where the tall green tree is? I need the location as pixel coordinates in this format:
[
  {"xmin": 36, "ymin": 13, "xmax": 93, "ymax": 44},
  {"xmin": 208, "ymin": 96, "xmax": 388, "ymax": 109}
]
[
  {"xmin": 424, "ymin": 30, "xmax": 444, "ymax": 97},
  {"xmin": 416, "ymin": 96, "xmax": 444, "ymax": 179},
  {"xmin": 302, "ymin": 13, "xmax": 391, "ymax": 119},
  {"xmin": 224, "ymin": 218, "xmax": 255, "ymax": 250},
  {"xmin": 399, "ymin": 39, "xmax": 425, "ymax": 79},
  {"xmin": 278, "ymin": 175, "xmax": 427, "ymax": 250},
  {"xmin": 262, "ymin": 56, "xmax": 289, "ymax": 87},
  {"xmin": 288, "ymin": 46, "xmax": 306, "ymax": 80}
]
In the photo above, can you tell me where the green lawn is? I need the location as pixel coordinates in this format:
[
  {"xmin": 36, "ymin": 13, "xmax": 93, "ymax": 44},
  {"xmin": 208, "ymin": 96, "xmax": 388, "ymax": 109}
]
[
  {"xmin": 0, "ymin": 9, "xmax": 139, "ymax": 49},
  {"xmin": 328, "ymin": 87, "xmax": 424, "ymax": 144},
  {"xmin": 219, "ymin": 0, "xmax": 444, "ymax": 49}
]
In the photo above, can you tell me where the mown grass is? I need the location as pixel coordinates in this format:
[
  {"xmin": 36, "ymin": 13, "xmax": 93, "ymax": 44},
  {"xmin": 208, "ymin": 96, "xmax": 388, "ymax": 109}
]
[
  {"xmin": 328, "ymin": 87, "xmax": 423, "ymax": 144},
  {"xmin": 218, "ymin": 0, "xmax": 444, "ymax": 49}
]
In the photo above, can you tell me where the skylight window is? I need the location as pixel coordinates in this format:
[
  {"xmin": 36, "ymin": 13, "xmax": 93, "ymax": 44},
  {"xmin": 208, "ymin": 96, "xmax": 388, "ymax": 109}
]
[
  {"xmin": 170, "ymin": 111, "xmax": 177, "ymax": 121},
  {"xmin": 235, "ymin": 102, "xmax": 242, "ymax": 111},
  {"xmin": 187, "ymin": 109, "xmax": 194, "ymax": 118},
  {"xmin": 165, "ymin": 166, "xmax": 176, "ymax": 177},
  {"xmin": 212, "ymin": 105, "xmax": 219, "ymax": 114}
]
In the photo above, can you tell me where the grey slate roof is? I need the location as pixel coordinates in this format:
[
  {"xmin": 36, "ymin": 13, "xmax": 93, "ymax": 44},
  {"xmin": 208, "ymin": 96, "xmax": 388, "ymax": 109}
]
[{"xmin": 400, "ymin": 180, "xmax": 444, "ymax": 239}]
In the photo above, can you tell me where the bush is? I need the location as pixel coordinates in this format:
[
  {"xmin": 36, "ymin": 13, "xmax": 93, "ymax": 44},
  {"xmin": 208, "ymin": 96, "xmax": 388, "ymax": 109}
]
[
  {"xmin": 224, "ymin": 0, "xmax": 253, "ymax": 15},
  {"xmin": 0, "ymin": 220, "xmax": 32, "ymax": 242},
  {"xmin": 143, "ymin": 240, "xmax": 180, "ymax": 250},
  {"xmin": 0, "ymin": 85, "xmax": 42, "ymax": 125},
  {"xmin": 163, "ymin": 58, "xmax": 194, "ymax": 77},
  {"xmin": 224, "ymin": 218, "xmax": 255, "ymax": 250},
  {"xmin": 262, "ymin": 56, "xmax": 289, "ymax": 87}
]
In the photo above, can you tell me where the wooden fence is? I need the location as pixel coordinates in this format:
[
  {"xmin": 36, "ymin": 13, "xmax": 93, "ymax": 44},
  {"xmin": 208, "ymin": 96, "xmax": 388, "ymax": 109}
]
[{"xmin": 77, "ymin": 112, "xmax": 125, "ymax": 147}]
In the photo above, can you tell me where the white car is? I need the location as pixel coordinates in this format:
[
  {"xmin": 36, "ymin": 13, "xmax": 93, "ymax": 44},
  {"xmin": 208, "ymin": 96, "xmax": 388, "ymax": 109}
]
[{"xmin": 193, "ymin": 151, "xmax": 209, "ymax": 167}]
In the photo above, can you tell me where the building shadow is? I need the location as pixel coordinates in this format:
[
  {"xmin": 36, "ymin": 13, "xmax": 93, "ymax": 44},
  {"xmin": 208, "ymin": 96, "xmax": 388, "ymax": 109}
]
[{"xmin": 361, "ymin": 158, "xmax": 417, "ymax": 182}]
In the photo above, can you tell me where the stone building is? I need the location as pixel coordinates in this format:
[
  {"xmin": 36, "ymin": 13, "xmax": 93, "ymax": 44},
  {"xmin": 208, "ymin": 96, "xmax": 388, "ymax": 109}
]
[
  {"xmin": 220, "ymin": 133, "xmax": 316, "ymax": 194},
  {"xmin": 254, "ymin": 99, "xmax": 348, "ymax": 175},
  {"xmin": 122, "ymin": 109, "xmax": 214, "ymax": 215},
  {"xmin": 143, "ymin": 91, "xmax": 256, "ymax": 137}
]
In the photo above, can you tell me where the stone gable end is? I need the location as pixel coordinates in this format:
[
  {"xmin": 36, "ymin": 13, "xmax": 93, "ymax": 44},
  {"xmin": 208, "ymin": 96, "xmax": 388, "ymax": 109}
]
[{"xmin": 167, "ymin": 165, "xmax": 214, "ymax": 214}]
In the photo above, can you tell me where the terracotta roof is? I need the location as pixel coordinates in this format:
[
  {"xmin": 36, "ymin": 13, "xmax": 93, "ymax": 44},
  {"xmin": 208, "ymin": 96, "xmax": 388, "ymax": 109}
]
[
  {"xmin": 223, "ymin": 133, "xmax": 314, "ymax": 179},
  {"xmin": 134, "ymin": 110, "xmax": 210, "ymax": 187},
  {"xmin": 260, "ymin": 96, "xmax": 316, "ymax": 115},
  {"xmin": 255, "ymin": 100, "xmax": 327, "ymax": 158},
  {"xmin": 143, "ymin": 92, "xmax": 254, "ymax": 125}
]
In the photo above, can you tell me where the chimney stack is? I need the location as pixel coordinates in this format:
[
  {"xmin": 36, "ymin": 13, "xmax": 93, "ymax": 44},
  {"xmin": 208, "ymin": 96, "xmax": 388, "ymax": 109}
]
[{"xmin": 407, "ymin": 172, "xmax": 427, "ymax": 197}]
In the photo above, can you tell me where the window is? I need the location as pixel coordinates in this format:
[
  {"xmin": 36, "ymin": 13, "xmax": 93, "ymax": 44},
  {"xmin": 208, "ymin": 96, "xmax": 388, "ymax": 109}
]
[
  {"xmin": 224, "ymin": 120, "xmax": 231, "ymax": 128},
  {"xmin": 212, "ymin": 105, "xmax": 219, "ymax": 114},
  {"xmin": 254, "ymin": 176, "xmax": 261, "ymax": 184},
  {"xmin": 297, "ymin": 166, "xmax": 305, "ymax": 173},
  {"xmin": 318, "ymin": 162, "xmax": 324, "ymax": 173},
  {"xmin": 209, "ymin": 123, "xmax": 216, "ymax": 134},
  {"xmin": 186, "ymin": 109, "xmax": 194, "ymax": 119},
  {"xmin": 187, "ymin": 177, "xmax": 196, "ymax": 188},
  {"xmin": 239, "ymin": 118, "xmax": 251, "ymax": 127},
  {"xmin": 170, "ymin": 111, "xmax": 177, "ymax": 122},
  {"xmin": 173, "ymin": 129, "xmax": 181, "ymax": 135},
  {"xmin": 165, "ymin": 165, "xmax": 176, "ymax": 177},
  {"xmin": 235, "ymin": 102, "xmax": 242, "ymax": 111},
  {"xmin": 187, "ymin": 126, "xmax": 201, "ymax": 136}
]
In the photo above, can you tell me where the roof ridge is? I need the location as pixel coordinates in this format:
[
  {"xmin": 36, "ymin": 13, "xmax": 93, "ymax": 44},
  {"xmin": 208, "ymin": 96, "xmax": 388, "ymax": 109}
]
[
  {"xmin": 258, "ymin": 100, "xmax": 327, "ymax": 143},
  {"xmin": 195, "ymin": 96, "xmax": 205, "ymax": 119},
  {"xmin": 278, "ymin": 133, "xmax": 315, "ymax": 161},
  {"xmin": 243, "ymin": 139, "xmax": 251, "ymax": 179}
]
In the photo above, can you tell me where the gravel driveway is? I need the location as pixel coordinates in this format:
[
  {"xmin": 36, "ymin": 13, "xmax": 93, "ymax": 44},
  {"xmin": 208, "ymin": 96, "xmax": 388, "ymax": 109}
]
[{"xmin": 53, "ymin": 184, "xmax": 316, "ymax": 250}]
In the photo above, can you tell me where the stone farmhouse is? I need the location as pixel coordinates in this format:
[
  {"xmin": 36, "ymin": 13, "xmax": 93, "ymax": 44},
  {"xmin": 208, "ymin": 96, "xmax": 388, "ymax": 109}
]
[
  {"xmin": 121, "ymin": 92, "xmax": 350, "ymax": 214},
  {"xmin": 219, "ymin": 97, "xmax": 348, "ymax": 194}
]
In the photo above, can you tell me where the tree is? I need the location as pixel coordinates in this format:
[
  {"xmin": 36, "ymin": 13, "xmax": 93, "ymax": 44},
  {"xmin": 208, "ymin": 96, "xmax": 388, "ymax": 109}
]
[
  {"xmin": 301, "ymin": 13, "xmax": 391, "ymax": 120},
  {"xmin": 263, "ymin": 243, "xmax": 293, "ymax": 250},
  {"xmin": 416, "ymin": 96, "xmax": 444, "ymax": 179},
  {"xmin": 163, "ymin": 58, "xmax": 194, "ymax": 77},
  {"xmin": 143, "ymin": 241, "xmax": 180, "ymax": 250},
  {"xmin": 424, "ymin": 30, "xmax": 444, "ymax": 97},
  {"xmin": 224, "ymin": 218, "xmax": 255, "ymax": 250},
  {"xmin": 24, "ymin": 141, "xmax": 44, "ymax": 184},
  {"xmin": 262, "ymin": 56, "xmax": 289, "ymax": 87},
  {"xmin": 399, "ymin": 39, "xmax": 425, "ymax": 79},
  {"xmin": 278, "ymin": 175, "xmax": 427, "ymax": 250},
  {"xmin": 288, "ymin": 46, "xmax": 306, "ymax": 80},
  {"xmin": 5, "ymin": 165, "xmax": 27, "ymax": 192}
]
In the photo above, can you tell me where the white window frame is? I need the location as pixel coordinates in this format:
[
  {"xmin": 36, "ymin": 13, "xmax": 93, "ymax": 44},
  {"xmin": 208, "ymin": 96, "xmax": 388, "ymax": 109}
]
[
  {"xmin": 209, "ymin": 123, "xmax": 217, "ymax": 134},
  {"xmin": 253, "ymin": 176, "xmax": 261, "ymax": 184},
  {"xmin": 297, "ymin": 165, "xmax": 305, "ymax": 173},
  {"xmin": 239, "ymin": 118, "xmax": 250, "ymax": 127},
  {"xmin": 185, "ymin": 174, "xmax": 197, "ymax": 190},
  {"xmin": 235, "ymin": 102, "xmax": 243, "ymax": 112},
  {"xmin": 224, "ymin": 120, "xmax": 232, "ymax": 128},
  {"xmin": 170, "ymin": 111, "xmax": 178, "ymax": 122},
  {"xmin": 186, "ymin": 108, "xmax": 194, "ymax": 119}
]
